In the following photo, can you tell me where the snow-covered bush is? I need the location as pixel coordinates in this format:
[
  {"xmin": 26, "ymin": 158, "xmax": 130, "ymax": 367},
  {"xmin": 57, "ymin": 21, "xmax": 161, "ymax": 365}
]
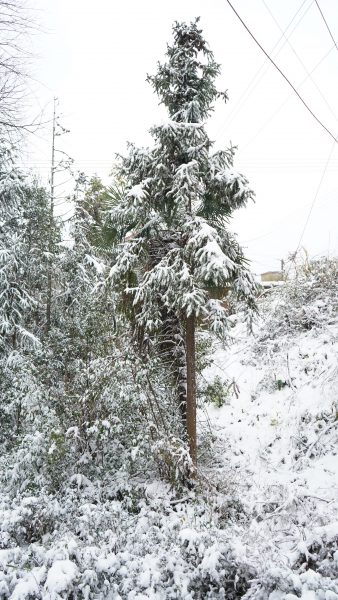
[
  {"xmin": 0, "ymin": 486, "xmax": 257, "ymax": 599},
  {"xmin": 202, "ymin": 375, "xmax": 231, "ymax": 407},
  {"xmin": 257, "ymin": 257, "xmax": 338, "ymax": 341}
]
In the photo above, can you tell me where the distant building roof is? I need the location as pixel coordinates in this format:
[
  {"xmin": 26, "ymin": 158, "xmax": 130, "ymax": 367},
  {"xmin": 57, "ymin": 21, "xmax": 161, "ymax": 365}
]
[{"xmin": 261, "ymin": 270, "xmax": 284, "ymax": 283}]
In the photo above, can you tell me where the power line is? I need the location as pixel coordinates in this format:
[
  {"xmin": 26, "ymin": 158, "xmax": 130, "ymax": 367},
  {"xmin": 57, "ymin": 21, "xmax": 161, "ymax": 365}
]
[
  {"xmin": 54, "ymin": 198, "xmax": 71, "ymax": 207},
  {"xmin": 295, "ymin": 136, "xmax": 336, "ymax": 253},
  {"xmin": 225, "ymin": 0, "xmax": 338, "ymax": 144},
  {"xmin": 242, "ymin": 196, "xmax": 319, "ymax": 245},
  {"xmin": 217, "ymin": 0, "xmax": 312, "ymax": 135},
  {"xmin": 56, "ymin": 207, "xmax": 74, "ymax": 219},
  {"xmin": 238, "ymin": 45, "xmax": 334, "ymax": 152},
  {"xmin": 259, "ymin": 133, "xmax": 335, "ymax": 299},
  {"xmin": 241, "ymin": 142, "xmax": 336, "ymax": 253},
  {"xmin": 315, "ymin": 0, "xmax": 338, "ymax": 53},
  {"xmin": 262, "ymin": 0, "xmax": 338, "ymax": 123},
  {"xmin": 18, "ymin": 160, "xmax": 338, "ymax": 167}
]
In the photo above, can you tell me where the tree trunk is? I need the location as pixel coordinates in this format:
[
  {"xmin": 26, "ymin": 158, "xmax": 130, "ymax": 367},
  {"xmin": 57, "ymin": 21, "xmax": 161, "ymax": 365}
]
[
  {"xmin": 46, "ymin": 269, "xmax": 52, "ymax": 331},
  {"xmin": 46, "ymin": 97, "xmax": 56, "ymax": 333},
  {"xmin": 186, "ymin": 313, "xmax": 197, "ymax": 466}
]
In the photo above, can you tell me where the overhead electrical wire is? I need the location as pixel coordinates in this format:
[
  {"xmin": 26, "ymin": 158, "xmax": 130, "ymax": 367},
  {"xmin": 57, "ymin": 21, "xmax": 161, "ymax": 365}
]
[
  {"xmin": 217, "ymin": 0, "xmax": 312, "ymax": 135},
  {"xmin": 314, "ymin": 0, "xmax": 338, "ymax": 53},
  {"xmin": 238, "ymin": 45, "xmax": 335, "ymax": 152},
  {"xmin": 224, "ymin": 0, "xmax": 338, "ymax": 144},
  {"xmin": 236, "ymin": 3, "xmax": 338, "ymax": 264},
  {"xmin": 246, "ymin": 136, "xmax": 336, "ymax": 275},
  {"xmin": 262, "ymin": 0, "xmax": 338, "ymax": 123},
  {"xmin": 17, "ymin": 158, "xmax": 338, "ymax": 172},
  {"xmin": 257, "ymin": 137, "xmax": 336, "ymax": 297},
  {"xmin": 294, "ymin": 136, "xmax": 336, "ymax": 253},
  {"xmin": 242, "ymin": 192, "xmax": 327, "ymax": 245},
  {"xmin": 56, "ymin": 207, "xmax": 74, "ymax": 219}
]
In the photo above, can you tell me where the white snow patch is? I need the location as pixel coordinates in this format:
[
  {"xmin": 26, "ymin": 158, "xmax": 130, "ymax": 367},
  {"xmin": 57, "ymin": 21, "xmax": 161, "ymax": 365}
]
[{"xmin": 45, "ymin": 560, "xmax": 78, "ymax": 595}]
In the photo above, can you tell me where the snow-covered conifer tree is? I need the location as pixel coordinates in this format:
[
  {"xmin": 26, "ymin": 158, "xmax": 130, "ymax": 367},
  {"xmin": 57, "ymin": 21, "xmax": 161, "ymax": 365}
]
[
  {"xmin": 109, "ymin": 19, "xmax": 257, "ymax": 466},
  {"xmin": 0, "ymin": 144, "xmax": 33, "ymax": 350},
  {"xmin": 0, "ymin": 144, "xmax": 52, "ymax": 445}
]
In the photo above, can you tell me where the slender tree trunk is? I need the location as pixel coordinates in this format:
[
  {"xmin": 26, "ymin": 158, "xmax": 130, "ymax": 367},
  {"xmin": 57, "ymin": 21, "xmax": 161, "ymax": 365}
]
[
  {"xmin": 176, "ymin": 331, "xmax": 187, "ymax": 427},
  {"xmin": 186, "ymin": 313, "xmax": 197, "ymax": 466},
  {"xmin": 46, "ymin": 270, "xmax": 52, "ymax": 331},
  {"xmin": 46, "ymin": 97, "xmax": 56, "ymax": 332}
]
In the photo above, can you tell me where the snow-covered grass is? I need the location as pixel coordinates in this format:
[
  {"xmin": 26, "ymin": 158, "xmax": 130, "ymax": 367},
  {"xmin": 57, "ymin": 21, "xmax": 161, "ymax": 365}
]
[{"xmin": 202, "ymin": 278, "xmax": 338, "ymax": 599}]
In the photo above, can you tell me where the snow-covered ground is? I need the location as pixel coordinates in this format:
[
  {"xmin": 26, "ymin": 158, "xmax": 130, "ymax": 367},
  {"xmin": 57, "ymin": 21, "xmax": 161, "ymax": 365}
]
[
  {"xmin": 1, "ymin": 280, "xmax": 338, "ymax": 599},
  {"xmin": 202, "ymin": 302, "xmax": 338, "ymax": 599}
]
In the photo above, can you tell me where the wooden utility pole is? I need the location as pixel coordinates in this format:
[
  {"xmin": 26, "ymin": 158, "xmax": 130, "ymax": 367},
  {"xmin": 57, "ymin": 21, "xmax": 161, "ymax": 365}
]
[
  {"xmin": 46, "ymin": 97, "xmax": 57, "ymax": 332},
  {"xmin": 186, "ymin": 313, "xmax": 197, "ymax": 466}
]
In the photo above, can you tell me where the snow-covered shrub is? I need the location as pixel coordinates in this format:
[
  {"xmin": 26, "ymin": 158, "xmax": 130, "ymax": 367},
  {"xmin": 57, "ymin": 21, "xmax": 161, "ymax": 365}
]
[
  {"xmin": 152, "ymin": 436, "xmax": 192, "ymax": 485},
  {"xmin": 203, "ymin": 375, "xmax": 231, "ymax": 407},
  {"xmin": 257, "ymin": 257, "xmax": 338, "ymax": 341},
  {"xmin": 245, "ymin": 557, "xmax": 338, "ymax": 600},
  {"xmin": 0, "ymin": 486, "xmax": 257, "ymax": 599}
]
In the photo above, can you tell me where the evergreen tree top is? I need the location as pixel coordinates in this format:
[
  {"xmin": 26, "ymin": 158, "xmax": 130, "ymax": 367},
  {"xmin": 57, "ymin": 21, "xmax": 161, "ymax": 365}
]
[
  {"xmin": 147, "ymin": 18, "xmax": 227, "ymax": 123},
  {"xmin": 108, "ymin": 18, "xmax": 257, "ymax": 335}
]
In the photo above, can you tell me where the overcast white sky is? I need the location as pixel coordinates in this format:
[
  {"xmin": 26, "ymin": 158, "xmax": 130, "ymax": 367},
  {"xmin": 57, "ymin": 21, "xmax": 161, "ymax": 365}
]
[{"xmin": 24, "ymin": 0, "xmax": 338, "ymax": 274}]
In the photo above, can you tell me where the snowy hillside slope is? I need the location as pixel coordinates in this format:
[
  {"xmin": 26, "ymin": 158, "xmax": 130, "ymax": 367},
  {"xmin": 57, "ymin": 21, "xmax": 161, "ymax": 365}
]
[{"xmin": 203, "ymin": 265, "xmax": 338, "ymax": 599}]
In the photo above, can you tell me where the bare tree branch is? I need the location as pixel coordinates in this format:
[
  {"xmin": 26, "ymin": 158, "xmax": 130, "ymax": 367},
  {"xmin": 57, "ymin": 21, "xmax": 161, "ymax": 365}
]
[{"xmin": 0, "ymin": 0, "xmax": 46, "ymax": 138}]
